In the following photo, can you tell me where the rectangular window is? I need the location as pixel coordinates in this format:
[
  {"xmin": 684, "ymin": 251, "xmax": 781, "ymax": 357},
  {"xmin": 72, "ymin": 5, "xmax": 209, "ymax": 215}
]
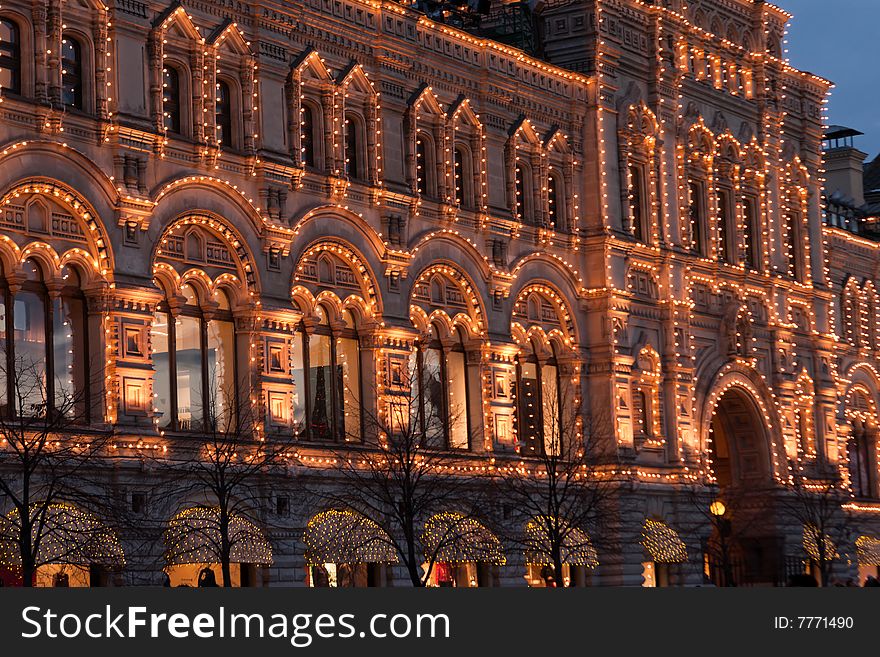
[
  {"xmin": 743, "ymin": 198, "xmax": 759, "ymax": 270},
  {"xmin": 337, "ymin": 336, "xmax": 361, "ymax": 441},
  {"xmin": 175, "ymin": 315, "xmax": 203, "ymax": 431},
  {"xmin": 308, "ymin": 334, "xmax": 333, "ymax": 440},
  {"xmin": 717, "ymin": 189, "xmax": 731, "ymax": 263},
  {"xmin": 291, "ymin": 337, "xmax": 306, "ymax": 436},
  {"xmin": 447, "ymin": 350, "xmax": 468, "ymax": 449},
  {"xmin": 152, "ymin": 312, "xmax": 172, "ymax": 428}
]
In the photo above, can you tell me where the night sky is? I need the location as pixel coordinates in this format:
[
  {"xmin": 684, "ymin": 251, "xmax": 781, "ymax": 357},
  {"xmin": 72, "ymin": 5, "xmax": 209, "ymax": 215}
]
[{"xmin": 785, "ymin": 0, "xmax": 880, "ymax": 159}]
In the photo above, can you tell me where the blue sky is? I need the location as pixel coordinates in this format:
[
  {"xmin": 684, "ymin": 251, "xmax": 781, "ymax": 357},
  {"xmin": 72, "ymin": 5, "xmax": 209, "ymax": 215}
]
[{"xmin": 785, "ymin": 0, "xmax": 880, "ymax": 159}]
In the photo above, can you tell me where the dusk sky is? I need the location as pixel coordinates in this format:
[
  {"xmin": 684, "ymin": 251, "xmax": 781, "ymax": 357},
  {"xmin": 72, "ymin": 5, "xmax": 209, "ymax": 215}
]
[{"xmin": 786, "ymin": 0, "xmax": 880, "ymax": 159}]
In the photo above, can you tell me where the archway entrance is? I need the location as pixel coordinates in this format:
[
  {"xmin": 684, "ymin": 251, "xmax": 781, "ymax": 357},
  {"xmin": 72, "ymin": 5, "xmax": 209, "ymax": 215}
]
[{"xmin": 706, "ymin": 386, "xmax": 782, "ymax": 586}]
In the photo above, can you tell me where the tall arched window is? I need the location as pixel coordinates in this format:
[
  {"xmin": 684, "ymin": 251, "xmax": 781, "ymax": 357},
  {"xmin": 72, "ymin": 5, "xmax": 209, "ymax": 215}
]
[
  {"xmin": 515, "ymin": 342, "xmax": 562, "ymax": 456},
  {"xmin": 61, "ymin": 34, "xmax": 83, "ymax": 109},
  {"xmin": 344, "ymin": 112, "xmax": 364, "ymax": 180},
  {"xmin": 163, "ymin": 66, "xmax": 182, "ymax": 134},
  {"xmin": 0, "ymin": 19, "xmax": 21, "ymax": 95},
  {"xmin": 515, "ymin": 163, "xmax": 533, "ymax": 224},
  {"xmin": 415, "ymin": 132, "xmax": 435, "ymax": 197},
  {"xmin": 453, "ymin": 145, "xmax": 474, "ymax": 209},
  {"xmin": 716, "ymin": 188, "xmax": 732, "ymax": 263},
  {"xmin": 848, "ymin": 393, "xmax": 878, "ymax": 499},
  {"xmin": 688, "ymin": 181, "xmax": 706, "ymax": 255},
  {"xmin": 412, "ymin": 326, "xmax": 471, "ymax": 450},
  {"xmin": 301, "ymin": 103, "xmax": 316, "ymax": 168},
  {"xmin": 0, "ymin": 260, "xmax": 89, "ymax": 419},
  {"xmin": 547, "ymin": 170, "xmax": 564, "ymax": 230},
  {"xmin": 628, "ymin": 163, "xmax": 646, "ymax": 242},
  {"xmin": 215, "ymin": 80, "xmax": 233, "ymax": 148},
  {"xmin": 292, "ymin": 305, "xmax": 362, "ymax": 442},
  {"xmin": 152, "ymin": 284, "xmax": 237, "ymax": 432},
  {"xmin": 786, "ymin": 213, "xmax": 804, "ymax": 281},
  {"xmin": 743, "ymin": 197, "xmax": 759, "ymax": 270}
]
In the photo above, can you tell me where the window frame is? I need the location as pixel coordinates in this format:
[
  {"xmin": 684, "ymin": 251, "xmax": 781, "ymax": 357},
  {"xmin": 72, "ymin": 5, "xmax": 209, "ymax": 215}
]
[
  {"xmin": 60, "ymin": 32, "xmax": 84, "ymax": 110},
  {"xmin": 515, "ymin": 343, "xmax": 563, "ymax": 457},
  {"xmin": 154, "ymin": 285, "xmax": 239, "ymax": 433},
  {"xmin": 412, "ymin": 327, "xmax": 472, "ymax": 451},
  {"xmin": 1, "ymin": 260, "xmax": 90, "ymax": 421},
  {"xmin": 294, "ymin": 307, "xmax": 364, "ymax": 443},
  {"xmin": 162, "ymin": 64, "xmax": 183, "ymax": 135},
  {"xmin": 0, "ymin": 17, "xmax": 21, "ymax": 96}
]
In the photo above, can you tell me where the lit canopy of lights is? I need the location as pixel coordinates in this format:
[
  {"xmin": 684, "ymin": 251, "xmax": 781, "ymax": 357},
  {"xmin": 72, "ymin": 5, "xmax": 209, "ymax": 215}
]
[
  {"xmin": 0, "ymin": 503, "xmax": 124, "ymax": 568},
  {"xmin": 524, "ymin": 516, "xmax": 598, "ymax": 568},
  {"xmin": 802, "ymin": 523, "xmax": 838, "ymax": 562},
  {"xmin": 303, "ymin": 510, "xmax": 397, "ymax": 566},
  {"xmin": 422, "ymin": 512, "xmax": 505, "ymax": 565},
  {"xmin": 856, "ymin": 535, "xmax": 880, "ymax": 566},
  {"xmin": 640, "ymin": 519, "xmax": 688, "ymax": 564},
  {"xmin": 164, "ymin": 506, "xmax": 273, "ymax": 566}
]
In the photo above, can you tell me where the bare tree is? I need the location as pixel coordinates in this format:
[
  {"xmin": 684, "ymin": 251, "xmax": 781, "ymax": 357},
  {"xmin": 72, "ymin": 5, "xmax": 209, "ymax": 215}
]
[
  {"xmin": 149, "ymin": 380, "xmax": 295, "ymax": 587},
  {"xmin": 308, "ymin": 361, "xmax": 481, "ymax": 587},
  {"xmin": 778, "ymin": 473, "xmax": 849, "ymax": 587},
  {"xmin": 491, "ymin": 382, "xmax": 618, "ymax": 587},
  {"xmin": 0, "ymin": 355, "xmax": 113, "ymax": 587}
]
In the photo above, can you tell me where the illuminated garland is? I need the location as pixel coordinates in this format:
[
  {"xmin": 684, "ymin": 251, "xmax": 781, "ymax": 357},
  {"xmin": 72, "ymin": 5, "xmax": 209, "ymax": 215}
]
[
  {"xmin": 802, "ymin": 523, "xmax": 838, "ymax": 562},
  {"xmin": 524, "ymin": 516, "xmax": 598, "ymax": 568},
  {"xmin": 856, "ymin": 535, "xmax": 880, "ymax": 566},
  {"xmin": 303, "ymin": 510, "xmax": 397, "ymax": 566},
  {"xmin": 421, "ymin": 512, "xmax": 505, "ymax": 565},
  {"xmin": 0, "ymin": 503, "xmax": 124, "ymax": 569},
  {"xmin": 164, "ymin": 507, "xmax": 272, "ymax": 566},
  {"xmin": 640, "ymin": 519, "xmax": 687, "ymax": 564}
]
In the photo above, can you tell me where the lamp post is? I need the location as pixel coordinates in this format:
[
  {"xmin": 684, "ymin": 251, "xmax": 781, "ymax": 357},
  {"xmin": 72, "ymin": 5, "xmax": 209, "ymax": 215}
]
[{"xmin": 711, "ymin": 500, "xmax": 734, "ymax": 587}]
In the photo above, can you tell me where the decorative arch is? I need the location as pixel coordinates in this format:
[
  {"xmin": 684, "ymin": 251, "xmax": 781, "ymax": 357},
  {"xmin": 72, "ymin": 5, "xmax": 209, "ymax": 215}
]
[
  {"xmin": 409, "ymin": 230, "xmax": 492, "ymax": 281},
  {"xmin": 291, "ymin": 239, "xmax": 381, "ymax": 319},
  {"xmin": 0, "ymin": 178, "xmax": 115, "ymax": 279},
  {"xmin": 409, "ymin": 262, "xmax": 485, "ymax": 338},
  {"xmin": 152, "ymin": 175, "xmax": 273, "ymax": 234},
  {"xmin": 292, "ymin": 205, "xmax": 386, "ymax": 262},
  {"xmin": 700, "ymin": 363, "xmax": 788, "ymax": 484},
  {"xmin": 511, "ymin": 282, "xmax": 577, "ymax": 350},
  {"xmin": 152, "ymin": 212, "xmax": 260, "ymax": 300}
]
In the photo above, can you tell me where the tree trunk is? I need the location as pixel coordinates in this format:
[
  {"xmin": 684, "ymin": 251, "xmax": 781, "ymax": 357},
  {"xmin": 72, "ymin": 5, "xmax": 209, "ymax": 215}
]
[{"xmin": 220, "ymin": 508, "xmax": 233, "ymax": 588}]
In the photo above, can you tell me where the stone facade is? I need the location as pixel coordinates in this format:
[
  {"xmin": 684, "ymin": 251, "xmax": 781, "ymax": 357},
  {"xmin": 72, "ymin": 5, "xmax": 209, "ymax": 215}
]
[{"xmin": 0, "ymin": 0, "xmax": 874, "ymax": 587}]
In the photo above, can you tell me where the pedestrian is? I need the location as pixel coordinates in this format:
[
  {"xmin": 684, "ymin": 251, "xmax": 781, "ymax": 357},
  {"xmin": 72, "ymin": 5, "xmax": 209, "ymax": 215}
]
[{"xmin": 198, "ymin": 566, "xmax": 218, "ymax": 587}]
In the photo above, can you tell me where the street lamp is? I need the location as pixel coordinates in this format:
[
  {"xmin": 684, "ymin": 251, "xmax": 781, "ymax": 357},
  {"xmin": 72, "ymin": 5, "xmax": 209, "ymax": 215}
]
[{"xmin": 709, "ymin": 499, "xmax": 733, "ymax": 587}]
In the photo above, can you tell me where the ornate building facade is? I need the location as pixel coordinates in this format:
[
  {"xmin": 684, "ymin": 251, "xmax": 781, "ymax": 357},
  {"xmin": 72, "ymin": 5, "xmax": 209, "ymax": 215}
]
[{"xmin": 0, "ymin": 0, "xmax": 875, "ymax": 587}]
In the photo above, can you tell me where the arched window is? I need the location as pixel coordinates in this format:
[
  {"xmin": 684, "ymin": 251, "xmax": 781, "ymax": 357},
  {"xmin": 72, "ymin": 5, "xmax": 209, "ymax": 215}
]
[
  {"xmin": 152, "ymin": 284, "xmax": 237, "ymax": 432},
  {"xmin": 301, "ymin": 103, "xmax": 316, "ymax": 168},
  {"xmin": 515, "ymin": 162, "xmax": 533, "ymax": 224},
  {"xmin": 515, "ymin": 342, "xmax": 562, "ymax": 456},
  {"xmin": 163, "ymin": 66, "xmax": 182, "ymax": 134},
  {"xmin": 454, "ymin": 144, "xmax": 476, "ymax": 209},
  {"xmin": 61, "ymin": 34, "xmax": 83, "ymax": 109},
  {"xmin": 292, "ymin": 306, "xmax": 362, "ymax": 442},
  {"xmin": 0, "ymin": 18, "xmax": 21, "ymax": 95},
  {"xmin": 415, "ymin": 132, "xmax": 434, "ymax": 196},
  {"xmin": 0, "ymin": 260, "xmax": 89, "ymax": 419},
  {"xmin": 688, "ymin": 181, "xmax": 706, "ymax": 255},
  {"xmin": 215, "ymin": 80, "xmax": 233, "ymax": 148},
  {"xmin": 628, "ymin": 163, "xmax": 646, "ymax": 242},
  {"xmin": 548, "ymin": 170, "xmax": 564, "ymax": 229},
  {"xmin": 743, "ymin": 197, "xmax": 759, "ymax": 270},
  {"xmin": 716, "ymin": 188, "xmax": 732, "ymax": 263},
  {"xmin": 786, "ymin": 213, "xmax": 804, "ymax": 281},
  {"xmin": 848, "ymin": 393, "xmax": 878, "ymax": 499},
  {"xmin": 344, "ymin": 112, "xmax": 364, "ymax": 180},
  {"xmin": 412, "ymin": 326, "xmax": 470, "ymax": 450}
]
